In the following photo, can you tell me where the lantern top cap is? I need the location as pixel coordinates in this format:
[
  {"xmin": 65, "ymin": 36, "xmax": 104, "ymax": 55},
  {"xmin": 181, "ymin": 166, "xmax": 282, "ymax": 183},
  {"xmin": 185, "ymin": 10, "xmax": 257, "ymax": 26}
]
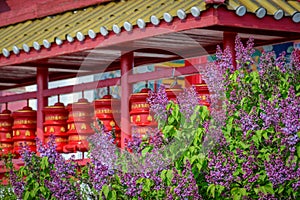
[
  {"xmin": 76, "ymin": 98, "xmax": 89, "ymax": 104},
  {"xmin": 1, "ymin": 109, "xmax": 11, "ymax": 114}
]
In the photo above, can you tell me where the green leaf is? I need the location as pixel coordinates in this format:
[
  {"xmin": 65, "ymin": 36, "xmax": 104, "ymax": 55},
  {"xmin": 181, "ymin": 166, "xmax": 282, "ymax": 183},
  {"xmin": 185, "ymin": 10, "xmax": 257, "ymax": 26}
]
[
  {"xmin": 260, "ymin": 183, "xmax": 274, "ymax": 195},
  {"xmin": 143, "ymin": 179, "xmax": 151, "ymax": 192},
  {"xmin": 262, "ymin": 132, "xmax": 269, "ymax": 140},
  {"xmin": 41, "ymin": 157, "xmax": 48, "ymax": 170},
  {"xmin": 108, "ymin": 190, "xmax": 117, "ymax": 200},
  {"xmin": 102, "ymin": 184, "xmax": 109, "ymax": 198},
  {"xmin": 207, "ymin": 184, "xmax": 216, "ymax": 198},
  {"xmin": 256, "ymin": 130, "xmax": 262, "ymax": 143},
  {"xmin": 160, "ymin": 170, "xmax": 167, "ymax": 181},
  {"xmin": 141, "ymin": 146, "xmax": 152, "ymax": 157},
  {"xmin": 166, "ymin": 170, "xmax": 173, "ymax": 184},
  {"xmin": 24, "ymin": 191, "xmax": 30, "ymax": 200},
  {"xmin": 297, "ymin": 144, "xmax": 300, "ymax": 158}
]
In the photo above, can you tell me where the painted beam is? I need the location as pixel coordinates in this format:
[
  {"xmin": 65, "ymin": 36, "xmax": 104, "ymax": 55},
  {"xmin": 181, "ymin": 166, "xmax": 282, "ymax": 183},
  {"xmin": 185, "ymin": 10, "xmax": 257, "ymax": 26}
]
[
  {"xmin": 43, "ymin": 77, "xmax": 120, "ymax": 97},
  {"xmin": 128, "ymin": 62, "xmax": 207, "ymax": 84},
  {"xmin": 0, "ymin": 91, "xmax": 36, "ymax": 104}
]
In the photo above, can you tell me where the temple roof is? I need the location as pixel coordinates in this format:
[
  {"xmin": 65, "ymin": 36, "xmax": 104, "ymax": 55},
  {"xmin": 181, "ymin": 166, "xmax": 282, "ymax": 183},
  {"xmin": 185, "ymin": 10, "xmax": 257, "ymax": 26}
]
[{"xmin": 1, "ymin": 0, "xmax": 299, "ymax": 57}]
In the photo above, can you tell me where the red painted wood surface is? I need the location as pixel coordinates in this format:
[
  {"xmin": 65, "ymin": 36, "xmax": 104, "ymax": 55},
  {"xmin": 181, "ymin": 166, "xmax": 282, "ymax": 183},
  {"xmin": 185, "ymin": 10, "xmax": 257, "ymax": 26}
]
[
  {"xmin": 0, "ymin": 77, "xmax": 120, "ymax": 104},
  {"xmin": 120, "ymin": 52, "xmax": 133, "ymax": 149},
  {"xmin": 36, "ymin": 68, "xmax": 48, "ymax": 143},
  {"xmin": 0, "ymin": 0, "xmax": 112, "ymax": 27},
  {"xmin": 223, "ymin": 32, "xmax": 237, "ymax": 69},
  {"xmin": 216, "ymin": 7, "xmax": 300, "ymax": 33}
]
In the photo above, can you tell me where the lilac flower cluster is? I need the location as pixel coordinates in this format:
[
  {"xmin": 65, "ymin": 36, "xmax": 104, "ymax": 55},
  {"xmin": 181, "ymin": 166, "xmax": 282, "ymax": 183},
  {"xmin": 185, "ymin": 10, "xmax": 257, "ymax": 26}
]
[
  {"xmin": 258, "ymin": 192, "xmax": 278, "ymax": 200},
  {"xmin": 241, "ymin": 156, "xmax": 259, "ymax": 185},
  {"xmin": 239, "ymin": 108, "xmax": 260, "ymax": 137},
  {"xmin": 120, "ymin": 172, "xmax": 144, "ymax": 197},
  {"xmin": 176, "ymin": 87, "xmax": 199, "ymax": 121},
  {"xmin": 290, "ymin": 49, "xmax": 300, "ymax": 72},
  {"xmin": 167, "ymin": 162, "xmax": 201, "ymax": 200},
  {"xmin": 235, "ymin": 36, "xmax": 255, "ymax": 70},
  {"xmin": 9, "ymin": 169, "xmax": 24, "ymax": 199},
  {"xmin": 279, "ymin": 87, "xmax": 300, "ymax": 148},
  {"xmin": 88, "ymin": 160, "xmax": 110, "ymax": 192},
  {"xmin": 264, "ymin": 154, "xmax": 300, "ymax": 190},
  {"xmin": 260, "ymin": 98, "xmax": 281, "ymax": 131},
  {"xmin": 38, "ymin": 136, "xmax": 80, "ymax": 199},
  {"xmin": 206, "ymin": 151, "xmax": 237, "ymax": 189},
  {"xmin": 18, "ymin": 143, "xmax": 35, "ymax": 166},
  {"xmin": 147, "ymin": 85, "xmax": 169, "ymax": 121}
]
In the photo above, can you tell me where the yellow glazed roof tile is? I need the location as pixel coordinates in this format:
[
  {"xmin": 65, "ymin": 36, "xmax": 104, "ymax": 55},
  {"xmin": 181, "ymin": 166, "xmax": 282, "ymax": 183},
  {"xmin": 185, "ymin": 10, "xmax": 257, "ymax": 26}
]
[{"xmin": 0, "ymin": 0, "xmax": 299, "ymax": 57}]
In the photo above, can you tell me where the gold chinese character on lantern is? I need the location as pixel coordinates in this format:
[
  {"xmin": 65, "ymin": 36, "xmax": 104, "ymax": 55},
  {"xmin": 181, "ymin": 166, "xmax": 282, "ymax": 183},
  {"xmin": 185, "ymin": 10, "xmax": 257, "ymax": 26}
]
[
  {"xmin": 81, "ymin": 124, "xmax": 87, "ymax": 130},
  {"xmin": 110, "ymin": 121, "xmax": 115, "ymax": 127},
  {"xmin": 25, "ymin": 130, "xmax": 30, "ymax": 136},
  {"xmin": 136, "ymin": 115, "xmax": 141, "ymax": 122},
  {"xmin": 147, "ymin": 115, "xmax": 152, "ymax": 122},
  {"xmin": 60, "ymin": 127, "xmax": 65, "ymax": 132},
  {"xmin": 49, "ymin": 127, "xmax": 54, "ymax": 133},
  {"xmin": 6, "ymin": 133, "xmax": 11, "ymax": 139}
]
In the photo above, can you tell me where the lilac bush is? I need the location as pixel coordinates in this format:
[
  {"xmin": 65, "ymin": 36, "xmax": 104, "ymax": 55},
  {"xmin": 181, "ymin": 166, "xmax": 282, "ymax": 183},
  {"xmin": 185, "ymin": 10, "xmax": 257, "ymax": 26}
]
[
  {"xmin": 4, "ymin": 38, "xmax": 299, "ymax": 199},
  {"xmin": 205, "ymin": 37, "xmax": 300, "ymax": 199}
]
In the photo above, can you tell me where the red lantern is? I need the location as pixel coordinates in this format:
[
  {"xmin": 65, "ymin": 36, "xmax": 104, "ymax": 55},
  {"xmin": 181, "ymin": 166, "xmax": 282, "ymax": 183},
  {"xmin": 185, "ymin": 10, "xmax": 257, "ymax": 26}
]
[
  {"xmin": 43, "ymin": 102, "xmax": 68, "ymax": 153},
  {"xmin": 0, "ymin": 108, "xmax": 13, "ymax": 156},
  {"xmin": 64, "ymin": 98, "xmax": 93, "ymax": 153},
  {"xmin": 194, "ymin": 80, "xmax": 211, "ymax": 107},
  {"xmin": 165, "ymin": 84, "xmax": 183, "ymax": 102},
  {"xmin": 12, "ymin": 106, "xmax": 37, "ymax": 156},
  {"xmin": 94, "ymin": 94, "xmax": 121, "ymax": 147},
  {"xmin": 185, "ymin": 75, "xmax": 210, "ymax": 107},
  {"xmin": 129, "ymin": 88, "xmax": 156, "ymax": 137}
]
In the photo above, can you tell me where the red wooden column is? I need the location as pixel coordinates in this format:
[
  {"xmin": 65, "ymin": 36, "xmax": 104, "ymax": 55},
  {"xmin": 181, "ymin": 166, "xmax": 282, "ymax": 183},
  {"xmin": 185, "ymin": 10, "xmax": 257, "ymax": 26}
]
[
  {"xmin": 120, "ymin": 52, "xmax": 133, "ymax": 149},
  {"xmin": 36, "ymin": 67, "xmax": 49, "ymax": 143},
  {"xmin": 223, "ymin": 32, "xmax": 237, "ymax": 69}
]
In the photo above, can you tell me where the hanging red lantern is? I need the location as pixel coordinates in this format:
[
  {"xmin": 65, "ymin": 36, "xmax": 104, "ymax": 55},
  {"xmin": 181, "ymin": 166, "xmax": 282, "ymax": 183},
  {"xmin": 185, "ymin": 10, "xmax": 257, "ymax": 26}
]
[
  {"xmin": 185, "ymin": 75, "xmax": 211, "ymax": 107},
  {"xmin": 43, "ymin": 101, "xmax": 68, "ymax": 153},
  {"xmin": 94, "ymin": 94, "xmax": 121, "ymax": 147},
  {"xmin": 129, "ymin": 87, "xmax": 156, "ymax": 136},
  {"xmin": 0, "ymin": 106, "xmax": 13, "ymax": 156},
  {"xmin": 165, "ymin": 84, "xmax": 183, "ymax": 102},
  {"xmin": 64, "ymin": 98, "xmax": 93, "ymax": 153},
  {"xmin": 193, "ymin": 80, "xmax": 211, "ymax": 107},
  {"xmin": 12, "ymin": 105, "xmax": 37, "ymax": 156}
]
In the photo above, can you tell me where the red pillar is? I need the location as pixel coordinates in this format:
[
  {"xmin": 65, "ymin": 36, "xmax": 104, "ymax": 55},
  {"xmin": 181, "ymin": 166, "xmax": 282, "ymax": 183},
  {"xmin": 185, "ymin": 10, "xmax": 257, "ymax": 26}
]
[
  {"xmin": 120, "ymin": 52, "xmax": 133, "ymax": 149},
  {"xmin": 223, "ymin": 32, "xmax": 237, "ymax": 69},
  {"xmin": 36, "ymin": 68, "xmax": 48, "ymax": 143}
]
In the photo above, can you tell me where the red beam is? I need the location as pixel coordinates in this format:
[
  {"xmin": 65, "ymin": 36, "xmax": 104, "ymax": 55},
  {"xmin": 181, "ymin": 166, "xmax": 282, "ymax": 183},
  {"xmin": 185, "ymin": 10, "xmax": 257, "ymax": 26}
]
[
  {"xmin": 0, "ymin": 0, "xmax": 112, "ymax": 28},
  {"xmin": 216, "ymin": 7, "xmax": 300, "ymax": 34},
  {"xmin": 0, "ymin": 91, "xmax": 36, "ymax": 104},
  {"xmin": 0, "ymin": 77, "xmax": 120, "ymax": 104},
  {"xmin": 43, "ymin": 77, "xmax": 120, "ymax": 97},
  {"xmin": 0, "ymin": 9, "xmax": 217, "ymax": 67},
  {"xmin": 128, "ymin": 62, "xmax": 207, "ymax": 83}
]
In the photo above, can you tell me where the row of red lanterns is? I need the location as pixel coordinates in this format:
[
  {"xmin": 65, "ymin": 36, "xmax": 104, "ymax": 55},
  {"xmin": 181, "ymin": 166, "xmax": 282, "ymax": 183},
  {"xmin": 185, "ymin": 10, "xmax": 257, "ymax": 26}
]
[
  {"xmin": 0, "ymin": 81, "xmax": 210, "ymax": 156},
  {"xmin": 129, "ymin": 80, "xmax": 210, "ymax": 137}
]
